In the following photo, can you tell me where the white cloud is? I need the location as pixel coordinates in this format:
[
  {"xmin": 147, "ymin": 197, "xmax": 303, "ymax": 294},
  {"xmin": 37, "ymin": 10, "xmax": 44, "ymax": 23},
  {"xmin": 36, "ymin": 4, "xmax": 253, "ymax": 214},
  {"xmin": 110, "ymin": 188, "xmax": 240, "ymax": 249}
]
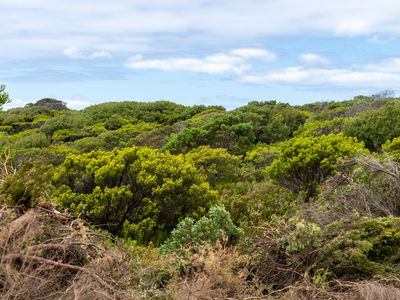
[
  {"xmin": 63, "ymin": 48, "xmax": 85, "ymax": 59},
  {"xmin": 363, "ymin": 57, "xmax": 400, "ymax": 72},
  {"xmin": 63, "ymin": 48, "xmax": 112, "ymax": 59},
  {"xmin": 3, "ymin": 98, "xmax": 28, "ymax": 110},
  {"xmin": 125, "ymin": 48, "xmax": 275, "ymax": 74},
  {"xmin": 299, "ymin": 53, "xmax": 329, "ymax": 64},
  {"xmin": 240, "ymin": 57, "xmax": 400, "ymax": 88},
  {"xmin": 64, "ymin": 98, "xmax": 95, "ymax": 110},
  {"xmin": 126, "ymin": 57, "xmax": 247, "ymax": 74},
  {"xmin": 2, "ymin": 0, "xmax": 400, "ymax": 59},
  {"xmin": 126, "ymin": 48, "xmax": 400, "ymax": 89},
  {"xmin": 3, "ymin": 97, "xmax": 94, "ymax": 110},
  {"xmin": 231, "ymin": 48, "xmax": 277, "ymax": 62},
  {"xmin": 90, "ymin": 51, "xmax": 112, "ymax": 59}
]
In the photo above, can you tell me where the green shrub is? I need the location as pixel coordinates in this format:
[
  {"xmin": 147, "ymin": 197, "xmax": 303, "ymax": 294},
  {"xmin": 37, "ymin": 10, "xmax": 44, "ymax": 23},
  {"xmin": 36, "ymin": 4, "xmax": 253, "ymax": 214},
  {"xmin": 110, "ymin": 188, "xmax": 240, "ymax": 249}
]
[
  {"xmin": 343, "ymin": 102, "xmax": 400, "ymax": 151},
  {"xmin": 1, "ymin": 162, "xmax": 54, "ymax": 208},
  {"xmin": 12, "ymin": 131, "xmax": 51, "ymax": 150},
  {"xmin": 161, "ymin": 127, "xmax": 208, "ymax": 154},
  {"xmin": 41, "ymin": 112, "xmax": 86, "ymax": 137},
  {"xmin": 252, "ymin": 215, "xmax": 400, "ymax": 288},
  {"xmin": 99, "ymin": 123, "xmax": 157, "ymax": 150},
  {"xmin": 317, "ymin": 216, "xmax": 400, "ymax": 280},
  {"xmin": 71, "ymin": 137, "xmax": 106, "ymax": 153},
  {"xmin": 104, "ymin": 114, "xmax": 125, "ymax": 130},
  {"xmin": 222, "ymin": 181, "xmax": 295, "ymax": 226},
  {"xmin": 382, "ymin": 137, "xmax": 400, "ymax": 160},
  {"xmin": 0, "ymin": 125, "xmax": 13, "ymax": 133},
  {"xmin": 83, "ymin": 101, "xmax": 188, "ymax": 125},
  {"xmin": 160, "ymin": 206, "xmax": 243, "ymax": 254},
  {"xmin": 319, "ymin": 156, "xmax": 400, "ymax": 221},
  {"xmin": 267, "ymin": 134, "xmax": 365, "ymax": 197},
  {"xmin": 52, "ymin": 146, "xmax": 219, "ymax": 244},
  {"xmin": 186, "ymin": 146, "xmax": 241, "ymax": 188},
  {"xmin": 294, "ymin": 118, "xmax": 344, "ymax": 137},
  {"xmin": 52, "ymin": 129, "xmax": 89, "ymax": 142}
]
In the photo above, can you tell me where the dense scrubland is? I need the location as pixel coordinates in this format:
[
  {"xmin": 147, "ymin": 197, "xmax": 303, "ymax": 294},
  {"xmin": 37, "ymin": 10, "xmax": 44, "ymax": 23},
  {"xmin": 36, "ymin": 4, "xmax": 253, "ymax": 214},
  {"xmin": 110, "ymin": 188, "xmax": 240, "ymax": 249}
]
[{"xmin": 1, "ymin": 86, "xmax": 400, "ymax": 299}]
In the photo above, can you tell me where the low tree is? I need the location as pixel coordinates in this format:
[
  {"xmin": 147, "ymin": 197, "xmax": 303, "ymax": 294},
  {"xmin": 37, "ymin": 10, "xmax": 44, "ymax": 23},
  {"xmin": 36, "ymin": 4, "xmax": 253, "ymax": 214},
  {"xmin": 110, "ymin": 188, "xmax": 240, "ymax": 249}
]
[
  {"xmin": 26, "ymin": 98, "xmax": 67, "ymax": 110},
  {"xmin": 186, "ymin": 146, "xmax": 241, "ymax": 188},
  {"xmin": 52, "ymin": 146, "xmax": 219, "ymax": 244},
  {"xmin": 343, "ymin": 102, "xmax": 400, "ymax": 151},
  {"xmin": 267, "ymin": 134, "xmax": 365, "ymax": 197},
  {"xmin": 0, "ymin": 84, "xmax": 10, "ymax": 108}
]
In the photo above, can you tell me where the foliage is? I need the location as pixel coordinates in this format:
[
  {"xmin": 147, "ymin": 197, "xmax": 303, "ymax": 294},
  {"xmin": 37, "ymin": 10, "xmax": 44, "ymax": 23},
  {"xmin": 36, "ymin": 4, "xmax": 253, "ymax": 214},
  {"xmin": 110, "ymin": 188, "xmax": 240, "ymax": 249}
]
[
  {"xmin": 245, "ymin": 143, "xmax": 280, "ymax": 168},
  {"xmin": 2, "ymin": 91, "xmax": 400, "ymax": 297},
  {"xmin": 343, "ymin": 101, "xmax": 400, "ymax": 151},
  {"xmin": 0, "ymin": 84, "xmax": 10, "ymax": 109},
  {"xmin": 317, "ymin": 216, "xmax": 400, "ymax": 280},
  {"xmin": 41, "ymin": 111, "xmax": 87, "ymax": 138},
  {"xmin": 71, "ymin": 136, "xmax": 106, "ymax": 153},
  {"xmin": 161, "ymin": 127, "xmax": 208, "ymax": 153},
  {"xmin": 160, "ymin": 206, "xmax": 243, "ymax": 254},
  {"xmin": 163, "ymin": 118, "xmax": 256, "ymax": 155},
  {"xmin": 236, "ymin": 101, "xmax": 309, "ymax": 142},
  {"xmin": 83, "ymin": 101, "xmax": 195, "ymax": 125},
  {"xmin": 52, "ymin": 128, "xmax": 89, "ymax": 142},
  {"xmin": 294, "ymin": 117, "xmax": 344, "ymax": 137},
  {"xmin": 25, "ymin": 98, "xmax": 68, "ymax": 110},
  {"xmin": 186, "ymin": 146, "xmax": 241, "ymax": 188},
  {"xmin": 0, "ymin": 106, "xmax": 56, "ymax": 135},
  {"xmin": 104, "ymin": 114, "xmax": 126, "ymax": 130},
  {"xmin": 267, "ymin": 134, "xmax": 365, "ymax": 197},
  {"xmin": 10, "ymin": 130, "xmax": 51, "ymax": 150},
  {"xmin": 382, "ymin": 137, "xmax": 400, "ymax": 160},
  {"xmin": 222, "ymin": 181, "xmax": 295, "ymax": 225},
  {"xmin": 252, "ymin": 215, "xmax": 400, "ymax": 289},
  {"xmin": 300, "ymin": 94, "xmax": 389, "ymax": 121},
  {"xmin": 52, "ymin": 146, "xmax": 219, "ymax": 244},
  {"xmin": 317, "ymin": 156, "xmax": 400, "ymax": 224},
  {"xmin": 132, "ymin": 123, "xmax": 183, "ymax": 148},
  {"xmin": 1, "ymin": 161, "xmax": 54, "ymax": 208},
  {"xmin": 98, "ymin": 122, "xmax": 157, "ymax": 150}
]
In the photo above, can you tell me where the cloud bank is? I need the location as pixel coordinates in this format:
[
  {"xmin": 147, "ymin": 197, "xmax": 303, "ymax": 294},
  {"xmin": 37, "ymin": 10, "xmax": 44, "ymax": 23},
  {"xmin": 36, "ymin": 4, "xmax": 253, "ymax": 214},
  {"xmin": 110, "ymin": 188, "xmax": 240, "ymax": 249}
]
[
  {"xmin": 2, "ymin": 0, "xmax": 400, "ymax": 59},
  {"xmin": 126, "ymin": 48, "xmax": 400, "ymax": 88},
  {"xmin": 125, "ymin": 48, "xmax": 276, "ymax": 74}
]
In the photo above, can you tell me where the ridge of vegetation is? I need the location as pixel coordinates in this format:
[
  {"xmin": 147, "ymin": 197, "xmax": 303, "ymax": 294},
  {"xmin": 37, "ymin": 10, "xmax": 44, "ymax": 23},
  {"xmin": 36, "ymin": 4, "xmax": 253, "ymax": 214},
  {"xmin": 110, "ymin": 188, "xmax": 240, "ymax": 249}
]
[{"xmin": 1, "ymin": 88, "xmax": 400, "ymax": 299}]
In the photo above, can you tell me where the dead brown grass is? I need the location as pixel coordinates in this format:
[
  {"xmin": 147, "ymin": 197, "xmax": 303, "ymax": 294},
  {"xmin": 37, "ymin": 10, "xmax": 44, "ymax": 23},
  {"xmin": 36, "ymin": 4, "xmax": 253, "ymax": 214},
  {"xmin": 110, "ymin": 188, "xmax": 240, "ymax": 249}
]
[
  {"xmin": 2, "ymin": 205, "xmax": 400, "ymax": 299},
  {"xmin": 265, "ymin": 278, "xmax": 400, "ymax": 300},
  {"xmin": 323, "ymin": 156, "xmax": 400, "ymax": 220},
  {"xmin": 0, "ymin": 206, "xmax": 132, "ymax": 299},
  {"xmin": 169, "ymin": 244, "xmax": 263, "ymax": 300}
]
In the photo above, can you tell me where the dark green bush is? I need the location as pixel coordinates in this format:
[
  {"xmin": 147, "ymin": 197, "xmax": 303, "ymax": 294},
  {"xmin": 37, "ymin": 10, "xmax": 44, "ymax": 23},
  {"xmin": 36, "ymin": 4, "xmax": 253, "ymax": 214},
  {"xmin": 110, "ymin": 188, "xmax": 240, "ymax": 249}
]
[{"xmin": 343, "ymin": 101, "xmax": 400, "ymax": 151}]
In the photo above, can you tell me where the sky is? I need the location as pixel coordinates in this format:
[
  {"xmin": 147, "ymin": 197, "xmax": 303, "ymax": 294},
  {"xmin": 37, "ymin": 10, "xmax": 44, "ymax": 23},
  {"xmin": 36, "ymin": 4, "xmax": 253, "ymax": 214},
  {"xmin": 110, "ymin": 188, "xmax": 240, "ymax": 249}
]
[{"xmin": 2, "ymin": 0, "xmax": 400, "ymax": 109}]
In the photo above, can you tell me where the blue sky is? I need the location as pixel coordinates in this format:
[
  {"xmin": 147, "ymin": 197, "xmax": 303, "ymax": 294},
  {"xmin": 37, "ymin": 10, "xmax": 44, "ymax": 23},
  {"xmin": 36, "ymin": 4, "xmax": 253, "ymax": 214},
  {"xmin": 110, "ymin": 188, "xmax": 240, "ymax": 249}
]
[{"xmin": 2, "ymin": 0, "xmax": 400, "ymax": 109}]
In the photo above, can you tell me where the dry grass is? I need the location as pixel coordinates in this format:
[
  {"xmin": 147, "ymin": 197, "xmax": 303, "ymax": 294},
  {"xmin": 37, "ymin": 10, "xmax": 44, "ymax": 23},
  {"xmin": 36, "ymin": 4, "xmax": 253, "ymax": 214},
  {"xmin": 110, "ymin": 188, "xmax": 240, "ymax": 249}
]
[
  {"xmin": 271, "ymin": 279, "xmax": 400, "ymax": 300},
  {"xmin": 169, "ymin": 244, "xmax": 262, "ymax": 299},
  {"xmin": 328, "ymin": 156, "xmax": 400, "ymax": 216},
  {"xmin": 2, "ymin": 204, "xmax": 400, "ymax": 299},
  {"xmin": 300, "ymin": 156, "xmax": 400, "ymax": 226},
  {"xmin": 0, "ymin": 206, "xmax": 132, "ymax": 299}
]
